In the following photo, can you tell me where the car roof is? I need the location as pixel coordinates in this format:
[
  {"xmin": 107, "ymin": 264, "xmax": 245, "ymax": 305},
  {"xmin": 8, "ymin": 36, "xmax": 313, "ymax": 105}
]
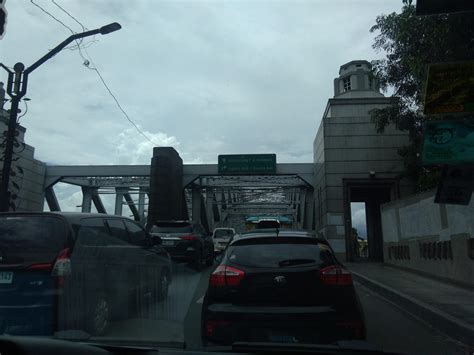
[{"xmin": 234, "ymin": 230, "xmax": 317, "ymax": 240}]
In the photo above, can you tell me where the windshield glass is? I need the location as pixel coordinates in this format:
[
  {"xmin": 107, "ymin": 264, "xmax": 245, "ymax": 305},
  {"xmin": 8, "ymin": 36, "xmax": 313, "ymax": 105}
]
[
  {"xmin": 0, "ymin": 1, "xmax": 472, "ymax": 354},
  {"xmin": 213, "ymin": 229, "xmax": 234, "ymax": 239}
]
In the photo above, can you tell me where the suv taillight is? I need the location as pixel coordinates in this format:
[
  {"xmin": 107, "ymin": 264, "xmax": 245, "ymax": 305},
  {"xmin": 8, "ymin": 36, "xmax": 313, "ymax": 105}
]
[
  {"xmin": 210, "ymin": 265, "xmax": 245, "ymax": 287},
  {"xmin": 180, "ymin": 235, "xmax": 198, "ymax": 241},
  {"xmin": 320, "ymin": 265, "xmax": 352, "ymax": 285},
  {"xmin": 52, "ymin": 248, "xmax": 71, "ymax": 287}
]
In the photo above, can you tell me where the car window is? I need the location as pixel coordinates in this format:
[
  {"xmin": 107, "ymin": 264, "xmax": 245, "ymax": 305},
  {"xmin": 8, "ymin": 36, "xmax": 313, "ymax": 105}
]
[
  {"xmin": 214, "ymin": 229, "xmax": 234, "ymax": 239},
  {"xmin": 105, "ymin": 219, "xmax": 129, "ymax": 245},
  {"xmin": 75, "ymin": 218, "xmax": 108, "ymax": 247},
  {"xmin": 124, "ymin": 219, "xmax": 147, "ymax": 246},
  {"xmin": 227, "ymin": 238, "xmax": 335, "ymax": 268},
  {"xmin": 0, "ymin": 215, "xmax": 67, "ymax": 264}
]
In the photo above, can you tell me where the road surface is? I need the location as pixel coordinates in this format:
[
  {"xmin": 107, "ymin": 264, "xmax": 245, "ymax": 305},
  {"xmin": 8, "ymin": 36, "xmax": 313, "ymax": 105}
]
[{"xmin": 96, "ymin": 261, "xmax": 470, "ymax": 355}]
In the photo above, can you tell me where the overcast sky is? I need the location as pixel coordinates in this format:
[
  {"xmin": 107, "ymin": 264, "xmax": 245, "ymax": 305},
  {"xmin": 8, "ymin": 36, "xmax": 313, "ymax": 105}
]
[{"xmin": 1, "ymin": 0, "xmax": 401, "ymax": 223}]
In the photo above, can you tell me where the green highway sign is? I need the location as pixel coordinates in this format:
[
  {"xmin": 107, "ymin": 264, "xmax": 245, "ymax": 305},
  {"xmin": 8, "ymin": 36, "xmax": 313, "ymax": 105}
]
[
  {"xmin": 218, "ymin": 154, "xmax": 277, "ymax": 174},
  {"xmin": 422, "ymin": 120, "xmax": 474, "ymax": 165}
]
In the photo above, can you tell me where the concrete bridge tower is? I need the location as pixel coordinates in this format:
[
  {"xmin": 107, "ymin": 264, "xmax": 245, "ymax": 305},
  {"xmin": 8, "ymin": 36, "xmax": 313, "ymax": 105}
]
[{"xmin": 313, "ymin": 60, "xmax": 414, "ymax": 262}]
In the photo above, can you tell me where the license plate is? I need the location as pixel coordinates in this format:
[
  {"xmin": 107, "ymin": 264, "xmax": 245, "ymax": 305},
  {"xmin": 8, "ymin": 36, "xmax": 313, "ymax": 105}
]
[
  {"xmin": 0, "ymin": 272, "xmax": 13, "ymax": 284},
  {"xmin": 162, "ymin": 240, "xmax": 175, "ymax": 246}
]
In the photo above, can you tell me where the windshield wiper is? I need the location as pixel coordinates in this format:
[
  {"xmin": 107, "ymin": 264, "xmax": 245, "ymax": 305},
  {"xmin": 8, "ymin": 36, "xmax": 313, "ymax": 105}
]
[{"xmin": 278, "ymin": 258, "xmax": 316, "ymax": 267}]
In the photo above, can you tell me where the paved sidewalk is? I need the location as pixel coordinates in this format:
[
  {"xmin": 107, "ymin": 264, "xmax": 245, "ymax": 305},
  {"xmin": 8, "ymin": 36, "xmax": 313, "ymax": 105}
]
[{"xmin": 345, "ymin": 263, "xmax": 474, "ymax": 347}]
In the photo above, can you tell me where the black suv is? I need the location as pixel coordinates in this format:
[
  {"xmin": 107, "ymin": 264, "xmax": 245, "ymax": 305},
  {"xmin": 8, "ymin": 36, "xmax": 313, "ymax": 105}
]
[
  {"xmin": 149, "ymin": 221, "xmax": 214, "ymax": 270},
  {"xmin": 0, "ymin": 212, "xmax": 172, "ymax": 336},
  {"xmin": 201, "ymin": 230, "xmax": 366, "ymax": 345}
]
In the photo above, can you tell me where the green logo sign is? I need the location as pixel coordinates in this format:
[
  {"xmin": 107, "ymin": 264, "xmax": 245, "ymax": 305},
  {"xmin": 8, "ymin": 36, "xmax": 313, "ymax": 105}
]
[
  {"xmin": 218, "ymin": 154, "xmax": 276, "ymax": 174},
  {"xmin": 422, "ymin": 120, "xmax": 474, "ymax": 165}
]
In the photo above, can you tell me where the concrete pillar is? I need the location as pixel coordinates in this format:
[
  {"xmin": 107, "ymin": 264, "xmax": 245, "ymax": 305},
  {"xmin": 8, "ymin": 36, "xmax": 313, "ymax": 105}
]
[
  {"xmin": 115, "ymin": 188, "xmax": 127, "ymax": 216},
  {"xmin": 192, "ymin": 187, "xmax": 201, "ymax": 223},
  {"xmin": 147, "ymin": 147, "xmax": 183, "ymax": 228},
  {"xmin": 366, "ymin": 198, "xmax": 384, "ymax": 262},
  {"xmin": 45, "ymin": 186, "xmax": 61, "ymax": 211},
  {"xmin": 81, "ymin": 187, "xmax": 93, "ymax": 213}
]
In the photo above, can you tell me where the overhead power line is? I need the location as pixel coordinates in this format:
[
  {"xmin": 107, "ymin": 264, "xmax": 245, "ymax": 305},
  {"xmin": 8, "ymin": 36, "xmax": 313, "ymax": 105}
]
[
  {"xmin": 30, "ymin": 0, "xmax": 160, "ymax": 146},
  {"xmin": 51, "ymin": 0, "xmax": 87, "ymax": 30},
  {"xmin": 30, "ymin": 0, "xmax": 86, "ymax": 59},
  {"xmin": 30, "ymin": 0, "xmax": 75, "ymax": 33}
]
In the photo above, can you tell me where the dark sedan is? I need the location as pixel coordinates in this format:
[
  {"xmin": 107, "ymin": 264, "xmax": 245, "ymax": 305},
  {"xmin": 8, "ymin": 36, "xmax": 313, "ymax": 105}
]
[
  {"xmin": 201, "ymin": 230, "xmax": 366, "ymax": 345},
  {"xmin": 149, "ymin": 221, "xmax": 214, "ymax": 270}
]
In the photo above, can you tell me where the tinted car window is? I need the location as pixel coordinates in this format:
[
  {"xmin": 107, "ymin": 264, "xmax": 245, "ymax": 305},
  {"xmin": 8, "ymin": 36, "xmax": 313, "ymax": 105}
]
[
  {"xmin": 227, "ymin": 238, "xmax": 334, "ymax": 268},
  {"xmin": 105, "ymin": 219, "xmax": 129, "ymax": 244},
  {"xmin": 151, "ymin": 222, "xmax": 193, "ymax": 233},
  {"xmin": 76, "ymin": 218, "xmax": 107, "ymax": 246},
  {"xmin": 0, "ymin": 215, "xmax": 67, "ymax": 264},
  {"xmin": 124, "ymin": 220, "xmax": 147, "ymax": 246}
]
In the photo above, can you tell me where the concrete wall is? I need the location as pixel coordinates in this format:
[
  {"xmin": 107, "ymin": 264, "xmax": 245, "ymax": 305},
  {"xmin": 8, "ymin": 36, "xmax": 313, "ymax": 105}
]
[
  {"xmin": 381, "ymin": 190, "xmax": 474, "ymax": 286},
  {"xmin": 314, "ymin": 97, "xmax": 411, "ymax": 258},
  {"xmin": 0, "ymin": 112, "xmax": 46, "ymax": 211}
]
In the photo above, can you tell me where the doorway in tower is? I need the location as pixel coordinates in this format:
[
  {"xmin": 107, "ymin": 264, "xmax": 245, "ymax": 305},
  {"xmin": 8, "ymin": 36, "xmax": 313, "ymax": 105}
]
[
  {"xmin": 343, "ymin": 179, "xmax": 398, "ymax": 262},
  {"xmin": 350, "ymin": 202, "xmax": 368, "ymax": 260}
]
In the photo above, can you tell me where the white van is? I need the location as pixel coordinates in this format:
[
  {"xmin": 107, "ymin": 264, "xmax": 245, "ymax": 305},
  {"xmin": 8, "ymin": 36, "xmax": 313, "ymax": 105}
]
[{"xmin": 212, "ymin": 227, "xmax": 236, "ymax": 252}]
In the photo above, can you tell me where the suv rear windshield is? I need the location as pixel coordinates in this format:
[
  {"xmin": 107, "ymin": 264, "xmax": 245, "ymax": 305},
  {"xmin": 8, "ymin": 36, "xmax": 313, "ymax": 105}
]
[
  {"xmin": 227, "ymin": 237, "xmax": 335, "ymax": 268},
  {"xmin": 0, "ymin": 215, "xmax": 68, "ymax": 265},
  {"xmin": 214, "ymin": 229, "xmax": 234, "ymax": 239},
  {"xmin": 151, "ymin": 222, "xmax": 193, "ymax": 233}
]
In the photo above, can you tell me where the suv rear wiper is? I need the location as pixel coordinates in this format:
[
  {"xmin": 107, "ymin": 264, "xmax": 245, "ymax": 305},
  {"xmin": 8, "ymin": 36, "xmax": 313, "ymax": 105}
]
[
  {"xmin": 231, "ymin": 341, "xmax": 405, "ymax": 354},
  {"xmin": 278, "ymin": 258, "xmax": 316, "ymax": 267}
]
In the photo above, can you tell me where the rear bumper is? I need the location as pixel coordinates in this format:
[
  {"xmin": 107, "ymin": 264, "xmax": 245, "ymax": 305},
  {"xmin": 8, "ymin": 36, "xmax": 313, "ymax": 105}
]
[
  {"xmin": 203, "ymin": 304, "xmax": 365, "ymax": 345},
  {"xmin": 164, "ymin": 247, "xmax": 198, "ymax": 262}
]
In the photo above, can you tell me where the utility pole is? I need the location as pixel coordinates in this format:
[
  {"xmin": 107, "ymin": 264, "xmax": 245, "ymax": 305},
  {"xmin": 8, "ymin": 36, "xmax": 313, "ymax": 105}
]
[
  {"xmin": 0, "ymin": 22, "xmax": 121, "ymax": 212},
  {"xmin": 0, "ymin": 62, "xmax": 24, "ymax": 212}
]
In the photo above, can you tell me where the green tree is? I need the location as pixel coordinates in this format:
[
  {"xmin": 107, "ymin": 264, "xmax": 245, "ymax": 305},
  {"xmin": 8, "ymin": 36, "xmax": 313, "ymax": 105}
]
[{"xmin": 369, "ymin": 0, "xmax": 474, "ymax": 191}]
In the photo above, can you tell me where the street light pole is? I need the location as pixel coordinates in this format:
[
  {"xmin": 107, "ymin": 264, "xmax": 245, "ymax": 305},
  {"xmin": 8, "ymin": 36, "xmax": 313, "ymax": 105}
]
[{"xmin": 0, "ymin": 22, "xmax": 121, "ymax": 212}]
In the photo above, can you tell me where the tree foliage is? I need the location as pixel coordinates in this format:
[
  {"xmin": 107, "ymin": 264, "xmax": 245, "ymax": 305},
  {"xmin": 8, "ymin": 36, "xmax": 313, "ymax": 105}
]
[{"xmin": 369, "ymin": 0, "xmax": 474, "ymax": 191}]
